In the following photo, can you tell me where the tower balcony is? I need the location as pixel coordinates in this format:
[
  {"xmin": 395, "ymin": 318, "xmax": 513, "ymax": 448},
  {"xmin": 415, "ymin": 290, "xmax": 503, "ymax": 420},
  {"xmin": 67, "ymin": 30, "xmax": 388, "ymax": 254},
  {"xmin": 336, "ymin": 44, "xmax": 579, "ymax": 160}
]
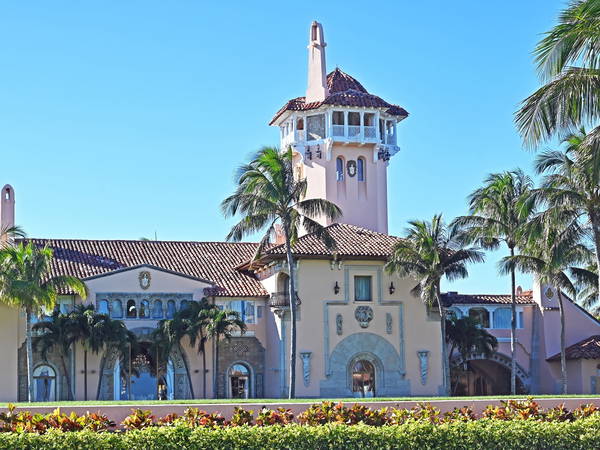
[{"xmin": 279, "ymin": 109, "xmax": 398, "ymax": 150}]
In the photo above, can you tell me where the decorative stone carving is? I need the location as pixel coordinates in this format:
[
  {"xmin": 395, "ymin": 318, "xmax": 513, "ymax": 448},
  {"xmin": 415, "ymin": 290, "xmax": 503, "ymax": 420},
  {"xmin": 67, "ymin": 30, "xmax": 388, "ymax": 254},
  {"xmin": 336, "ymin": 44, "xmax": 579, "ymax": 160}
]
[
  {"xmin": 347, "ymin": 160, "xmax": 357, "ymax": 177},
  {"xmin": 138, "ymin": 271, "xmax": 151, "ymax": 290},
  {"xmin": 417, "ymin": 350, "xmax": 429, "ymax": 385},
  {"xmin": 545, "ymin": 287, "xmax": 554, "ymax": 299},
  {"xmin": 354, "ymin": 306, "xmax": 373, "ymax": 328},
  {"xmin": 336, "ymin": 314, "xmax": 343, "ymax": 335},
  {"xmin": 300, "ymin": 352, "xmax": 312, "ymax": 387},
  {"xmin": 386, "ymin": 313, "xmax": 392, "ymax": 334},
  {"xmin": 231, "ymin": 343, "xmax": 250, "ymax": 357}
]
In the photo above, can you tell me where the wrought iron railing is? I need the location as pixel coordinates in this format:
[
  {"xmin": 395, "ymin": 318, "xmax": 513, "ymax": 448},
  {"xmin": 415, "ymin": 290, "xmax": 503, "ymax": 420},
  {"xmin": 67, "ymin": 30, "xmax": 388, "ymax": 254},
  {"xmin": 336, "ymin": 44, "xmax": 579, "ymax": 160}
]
[{"xmin": 269, "ymin": 292, "xmax": 301, "ymax": 308}]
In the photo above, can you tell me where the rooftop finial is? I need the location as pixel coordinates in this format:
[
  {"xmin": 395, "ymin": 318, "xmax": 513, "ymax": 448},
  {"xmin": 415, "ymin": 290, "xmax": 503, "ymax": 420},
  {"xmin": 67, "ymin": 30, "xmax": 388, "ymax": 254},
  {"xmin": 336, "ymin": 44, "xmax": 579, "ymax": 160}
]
[{"xmin": 306, "ymin": 21, "xmax": 329, "ymax": 103}]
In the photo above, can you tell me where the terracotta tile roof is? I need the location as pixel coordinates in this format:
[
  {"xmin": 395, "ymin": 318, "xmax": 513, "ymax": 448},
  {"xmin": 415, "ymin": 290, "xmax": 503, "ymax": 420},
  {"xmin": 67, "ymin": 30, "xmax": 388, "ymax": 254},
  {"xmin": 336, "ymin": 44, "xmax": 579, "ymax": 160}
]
[
  {"xmin": 260, "ymin": 223, "xmax": 400, "ymax": 260},
  {"xmin": 442, "ymin": 291, "xmax": 535, "ymax": 306},
  {"xmin": 22, "ymin": 239, "xmax": 268, "ymax": 298},
  {"xmin": 327, "ymin": 68, "xmax": 368, "ymax": 93},
  {"xmin": 269, "ymin": 69, "xmax": 408, "ymax": 125},
  {"xmin": 547, "ymin": 335, "xmax": 600, "ymax": 360}
]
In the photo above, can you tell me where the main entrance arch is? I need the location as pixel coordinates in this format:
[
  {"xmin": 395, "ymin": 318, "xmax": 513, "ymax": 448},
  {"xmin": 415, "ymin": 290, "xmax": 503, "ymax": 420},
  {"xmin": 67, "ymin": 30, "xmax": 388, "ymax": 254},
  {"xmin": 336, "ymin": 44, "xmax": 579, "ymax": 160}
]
[
  {"xmin": 320, "ymin": 332, "xmax": 409, "ymax": 397},
  {"xmin": 97, "ymin": 327, "xmax": 193, "ymax": 400}
]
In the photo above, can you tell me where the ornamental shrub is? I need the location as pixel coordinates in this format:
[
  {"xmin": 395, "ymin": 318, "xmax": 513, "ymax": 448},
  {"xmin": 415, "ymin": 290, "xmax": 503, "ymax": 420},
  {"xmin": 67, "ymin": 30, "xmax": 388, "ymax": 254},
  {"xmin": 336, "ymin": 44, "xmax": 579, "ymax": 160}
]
[{"xmin": 1, "ymin": 420, "xmax": 600, "ymax": 449}]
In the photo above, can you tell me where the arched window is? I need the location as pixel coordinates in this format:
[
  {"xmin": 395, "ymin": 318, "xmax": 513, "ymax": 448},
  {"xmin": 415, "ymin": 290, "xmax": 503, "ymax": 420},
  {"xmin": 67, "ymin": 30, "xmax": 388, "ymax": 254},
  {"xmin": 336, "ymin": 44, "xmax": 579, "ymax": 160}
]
[
  {"xmin": 336, "ymin": 157, "xmax": 344, "ymax": 181},
  {"xmin": 139, "ymin": 299, "xmax": 150, "ymax": 318},
  {"xmin": 126, "ymin": 300, "xmax": 137, "ymax": 318},
  {"xmin": 98, "ymin": 300, "xmax": 109, "ymax": 315},
  {"xmin": 357, "ymin": 157, "xmax": 365, "ymax": 182},
  {"xmin": 493, "ymin": 307, "xmax": 511, "ymax": 329},
  {"xmin": 152, "ymin": 300, "xmax": 163, "ymax": 319},
  {"xmin": 180, "ymin": 300, "xmax": 189, "ymax": 311},
  {"xmin": 166, "ymin": 300, "xmax": 176, "ymax": 319},
  {"xmin": 111, "ymin": 300, "xmax": 123, "ymax": 319},
  {"xmin": 352, "ymin": 360, "xmax": 375, "ymax": 397},
  {"xmin": 229, "ymin": 363, "xmax": 250, "ymax": 399},
  {"xmin": 469, "ymin": 308, "xmax": 490, "ymax": 328},
  {"xmin": 447, "ymin": 307, "xmax": 462, "ymax": 320},
  {"xmin": 33, "ymin": 365, "xmax": 56, "ymax": 402}
]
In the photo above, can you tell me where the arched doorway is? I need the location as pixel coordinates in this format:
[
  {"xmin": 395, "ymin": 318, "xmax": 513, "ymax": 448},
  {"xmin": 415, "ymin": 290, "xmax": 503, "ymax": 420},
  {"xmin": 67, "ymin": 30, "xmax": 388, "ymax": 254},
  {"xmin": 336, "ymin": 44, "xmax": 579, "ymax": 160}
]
[
  {"xmin": 97, "ymin": 328, "xmax": 193, "ymax": 400},
  {"xmin": 320, "ymin": 332, "xmax": 409, "ymax": 397},
  {"xmin": 33, "ymin": 364, "xmax": 57, "ymax": 402},
  {"xmin": 451, "ymin": 353, "xmax": 529, "ymax": 395},
  {"xmin": 351, "ymin": 359, "xmax": 376, "ymax": 397},
  {"xmin": 228, "ymin": 363, "xmax": 251, "ymax": 399}
]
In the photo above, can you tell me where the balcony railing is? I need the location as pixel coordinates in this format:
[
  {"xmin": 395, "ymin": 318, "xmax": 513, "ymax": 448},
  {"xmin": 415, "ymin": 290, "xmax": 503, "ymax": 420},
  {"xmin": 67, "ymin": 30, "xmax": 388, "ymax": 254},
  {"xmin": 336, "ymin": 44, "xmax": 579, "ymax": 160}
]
[
  {"xmin": 348, "ymin": 125, "xmax": 360, "ymax": 138},
  {"xmin": 332, "ymin": 125, "xmax": 345, "ymax": 137},
  {"xmin": 364, "ymin": 126, "xmax": 376, "ymax": 139},
  {"xmin": 385, "ymin": 134, "xmax": 397, "ymax": 145},
  {"xmin": 269, "ymin": 292, "xmax": 301, "ymax": 308}
]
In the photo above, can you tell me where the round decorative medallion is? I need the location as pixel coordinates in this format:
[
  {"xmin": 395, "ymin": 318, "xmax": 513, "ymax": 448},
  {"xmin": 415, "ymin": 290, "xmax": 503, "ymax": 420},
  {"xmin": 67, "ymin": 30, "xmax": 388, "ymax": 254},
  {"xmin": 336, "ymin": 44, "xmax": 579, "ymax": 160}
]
[
  {"xmin": 347, "ymin": 160, "xmax": 357, "ymax": 177},
  {"xmin": 545, "ymin": 287, "xmax": 554, "ymax": 299},
  {"xmin": 355, "ymin": 305, "xmax": 373, "ymax": 328},
  {"xmin": 139, "ymin": 271, "xmax": 151, "ymax": 290}
]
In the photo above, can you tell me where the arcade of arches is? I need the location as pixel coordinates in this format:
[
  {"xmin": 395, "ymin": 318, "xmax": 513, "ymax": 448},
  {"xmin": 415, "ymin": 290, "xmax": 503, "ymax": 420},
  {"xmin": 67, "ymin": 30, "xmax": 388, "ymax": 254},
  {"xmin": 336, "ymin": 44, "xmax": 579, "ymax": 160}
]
[{"xmin": 451, "ymin": 355, "xmax": 528, "ymax": 396}]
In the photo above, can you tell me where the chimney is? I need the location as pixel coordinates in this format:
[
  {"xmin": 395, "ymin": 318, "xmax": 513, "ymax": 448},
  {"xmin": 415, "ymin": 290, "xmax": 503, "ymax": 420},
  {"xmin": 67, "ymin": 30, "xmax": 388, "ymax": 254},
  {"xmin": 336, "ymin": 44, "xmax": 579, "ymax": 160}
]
[
  {"xmin": 0, "ymin": 184, "xmax": 15, "ymax": 232},
  {"xmin": 306, "ymin": 21, "xmax": 329, "ymax": 103}
]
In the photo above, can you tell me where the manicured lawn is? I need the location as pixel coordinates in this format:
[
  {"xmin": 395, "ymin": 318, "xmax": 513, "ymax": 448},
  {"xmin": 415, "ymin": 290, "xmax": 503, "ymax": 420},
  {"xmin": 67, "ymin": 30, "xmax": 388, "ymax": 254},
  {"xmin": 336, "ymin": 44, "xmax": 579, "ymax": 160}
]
[{"xmin": 4, "ymin": 394, "xmax": 599, "ymax": 407}]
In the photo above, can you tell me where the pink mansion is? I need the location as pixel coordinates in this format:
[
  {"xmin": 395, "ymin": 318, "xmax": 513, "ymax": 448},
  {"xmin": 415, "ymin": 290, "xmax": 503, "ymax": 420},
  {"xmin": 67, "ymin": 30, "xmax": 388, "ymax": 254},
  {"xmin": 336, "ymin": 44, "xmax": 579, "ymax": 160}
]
[{"xmin": 1, "ymin": 22, "xmax": 600, "ymax": 402}]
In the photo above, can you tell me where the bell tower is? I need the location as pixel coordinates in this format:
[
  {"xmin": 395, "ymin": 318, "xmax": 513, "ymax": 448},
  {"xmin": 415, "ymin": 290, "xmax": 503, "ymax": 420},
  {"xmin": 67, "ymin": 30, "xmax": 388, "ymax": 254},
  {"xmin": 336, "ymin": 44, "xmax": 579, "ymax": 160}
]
[
  {"xmin": 0, "ymin": 184, "xmax": 15, "ymax": 232},
  {"xmin": 270, "ymin": 22, "xmax": 408, "ymax": 234}
]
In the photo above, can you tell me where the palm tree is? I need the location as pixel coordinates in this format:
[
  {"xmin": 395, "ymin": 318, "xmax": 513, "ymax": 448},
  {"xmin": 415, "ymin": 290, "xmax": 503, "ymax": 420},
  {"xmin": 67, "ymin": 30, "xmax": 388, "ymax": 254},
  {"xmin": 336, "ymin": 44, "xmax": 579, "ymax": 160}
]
[
  {"xmin": 69, "ymin": 305, "xmax": 107, "ymax": 401},
  {"xmin": 533, "ymin": 129, "xmax": 600, "ymax": 305},
  {"xmin": 502, "ymin": 215, "xmax": 588, "ymax": 394},
  {"xmin": 177, "ymin": 299, "xmax": 220, "ymax": 398},
  {"xmin": 453, "ymin": 169, "xmax": 535, "ymax": 395},
  {"xmin": 0, "ymin": 242, "xmax": 87, "ymax": 402},
  {"xmin": 515, "ymin": 0, "xmax": 600, "ymax": 148},
  {"xmin": 0, "ymin": 225, "xmax": 25, "ymax": 249},
  {"xmin": 221, "ymin": 146, "xmax": 341, "ymax": 398},
  {"xmin": 153, "ymin": 312, "xmax": 196, "ymax": 399},
  {"xmin": 32, "ymin": 309, "xmax": 77, "ymax": 400},
  {"xmin": 95, "ymin": 316, "xmax": 136, "ymax": 400},
  {"xmin": 385, "ymin": 215, "xmax": 485, "ymax": 396},
  {"xmin": 446, "ymin": 315, "xmax": 498, "ymax": 368},
  {"xmin": 205, "ymin": 307, "xmax": 246, "ymax": 398},
  {"xmin": 446, "ymin": 315, "xmax": 498, "ymax": 394}
]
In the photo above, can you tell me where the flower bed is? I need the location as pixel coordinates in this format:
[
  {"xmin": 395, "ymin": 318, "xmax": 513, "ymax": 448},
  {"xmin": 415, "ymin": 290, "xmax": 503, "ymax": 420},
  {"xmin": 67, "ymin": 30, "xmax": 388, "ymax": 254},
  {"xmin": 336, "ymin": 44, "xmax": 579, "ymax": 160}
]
[{"xmin": 0, "ymin": 399, "xmax": 599, "ymax": 449}]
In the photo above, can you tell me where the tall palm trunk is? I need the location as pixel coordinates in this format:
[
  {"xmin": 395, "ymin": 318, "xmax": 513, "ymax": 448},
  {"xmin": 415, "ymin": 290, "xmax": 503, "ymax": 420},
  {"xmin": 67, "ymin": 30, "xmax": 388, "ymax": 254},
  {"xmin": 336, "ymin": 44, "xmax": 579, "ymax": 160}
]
[
  {"xmin": 200, "ymin": 337, "xmax": 207, "ymax": 398},
  {"xmin": 59, "ymin": 354, "xmax": 74, "ymax": 401},
  {"xmin": 214, "ymin": 339, "xmax": 219, "ymax": 398},
  {"xmin": 83, "ymin": 348, "xmax": 88, "ymax": 401},
  {"xmin": 509, "ymin": 247, "xmax": 517, "ymax": 395},
  {"xmin": 556, "ymin": 289, "xmax": 568, "ymax": 394},
  {"xmin": 590, "ymin": 212, "xmax": 600, "ymax": 299},
  {"xmin": 25, "ymin": 309, "xmax": 34, "ymax": 402},
  {"xmin": 436, "ymin": 285, "xmax": 450, "ymax": 396},
  {"xmin": 284, "ymin": 224, "xmax": 297, "ymax": 399},
  {"xmin": 179, "ymin": 344, "xmax": 195, "ymax": 399}
]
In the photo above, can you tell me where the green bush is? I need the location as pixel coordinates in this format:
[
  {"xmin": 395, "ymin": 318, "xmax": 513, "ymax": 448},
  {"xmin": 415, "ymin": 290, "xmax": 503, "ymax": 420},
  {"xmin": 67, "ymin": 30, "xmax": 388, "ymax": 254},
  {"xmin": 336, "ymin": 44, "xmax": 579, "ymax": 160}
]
[{"xmin": 0, "ymin": 419, "xmax": 599, "ymax": 449}]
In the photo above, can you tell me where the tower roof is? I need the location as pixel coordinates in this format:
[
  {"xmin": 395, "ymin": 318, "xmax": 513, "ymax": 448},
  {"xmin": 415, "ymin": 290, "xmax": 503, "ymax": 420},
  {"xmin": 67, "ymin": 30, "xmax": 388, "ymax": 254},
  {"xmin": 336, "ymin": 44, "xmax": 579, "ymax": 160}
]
[
  {"xmin": 327, "ymin": 68, "xmax": 367, "ymax": 94},
  {"xmin": 270, "ymin": 68, "xmax": 408, "ymax": 125}
]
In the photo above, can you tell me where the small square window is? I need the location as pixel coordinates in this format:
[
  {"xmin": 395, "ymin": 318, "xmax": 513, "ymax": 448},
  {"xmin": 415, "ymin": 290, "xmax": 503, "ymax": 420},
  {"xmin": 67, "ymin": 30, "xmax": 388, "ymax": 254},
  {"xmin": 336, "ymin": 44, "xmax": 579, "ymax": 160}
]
[{"xmin": 354, "ymin": 276, "xmax": 372, "ymax": 302}]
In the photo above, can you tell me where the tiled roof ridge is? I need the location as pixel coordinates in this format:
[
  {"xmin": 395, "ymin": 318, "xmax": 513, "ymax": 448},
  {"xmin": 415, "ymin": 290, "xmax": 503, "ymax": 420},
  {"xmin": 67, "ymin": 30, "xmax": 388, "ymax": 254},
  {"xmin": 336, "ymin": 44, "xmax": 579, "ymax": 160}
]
[
  {"xmin": 265, "ymin": 222, "xmax": 398, "ymax": 253},
  {"xmin": 547, "ymin": 335, "xmax": 600, "ymax": 361},
  {"xmin": 24, "ymin": 238, "xmax": 259, "ymax": 246}
]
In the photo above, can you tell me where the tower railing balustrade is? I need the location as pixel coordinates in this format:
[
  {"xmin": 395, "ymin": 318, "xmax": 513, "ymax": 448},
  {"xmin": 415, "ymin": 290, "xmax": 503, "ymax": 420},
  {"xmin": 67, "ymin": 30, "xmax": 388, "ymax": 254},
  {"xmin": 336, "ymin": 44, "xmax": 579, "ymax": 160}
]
[{"xmin": 281, "ymin": 120, "xmax": 397, "ymax": 147}]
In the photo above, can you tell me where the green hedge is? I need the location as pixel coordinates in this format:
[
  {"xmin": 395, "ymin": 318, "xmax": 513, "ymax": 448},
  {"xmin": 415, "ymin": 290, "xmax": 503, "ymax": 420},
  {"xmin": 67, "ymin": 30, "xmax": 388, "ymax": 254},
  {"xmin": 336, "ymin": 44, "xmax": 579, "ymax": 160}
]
[{"xmin": 1, "ymin": 418, "xmax": 600, "ymax": 450}]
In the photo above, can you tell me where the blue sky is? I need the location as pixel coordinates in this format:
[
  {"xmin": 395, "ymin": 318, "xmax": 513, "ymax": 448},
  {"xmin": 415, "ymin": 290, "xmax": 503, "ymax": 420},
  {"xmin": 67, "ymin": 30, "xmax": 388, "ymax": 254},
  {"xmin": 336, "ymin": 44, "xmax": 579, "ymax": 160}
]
[{"xmin": 0, "ymin": 1, "xmax": 565, "ymax": 293}]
